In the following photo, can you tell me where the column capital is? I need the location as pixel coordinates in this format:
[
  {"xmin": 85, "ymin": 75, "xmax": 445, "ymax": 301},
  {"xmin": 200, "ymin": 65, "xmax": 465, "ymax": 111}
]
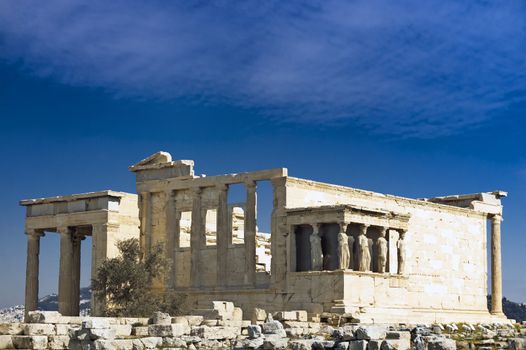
[
  {"xmin": 57, "ymin": 226, "xmax": 72, "ymax": 235},
  {"xmin": 491, "ymin": 214, "xmax": 503, "ymax": 223},
  {"xmin": 192, "ymin": 186, "xmax": 202, "ymax": 195},
  {"xmin": 245, "ymin": 180, "xmax": 257, "ymax": 190},
  {"xmin": 217, "ymin": 183, "xmax": 229, "ymax": 192},
  {"xmin": 358, "ymin": 223, "xmax": 369, "ymax": 234},
  {"xmin": 26, "ymin": 230, "xmax": 45, "ymax": 238}
]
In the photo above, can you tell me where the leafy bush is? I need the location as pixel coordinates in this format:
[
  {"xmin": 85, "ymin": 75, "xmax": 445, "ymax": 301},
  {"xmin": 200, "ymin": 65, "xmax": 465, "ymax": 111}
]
[{"xmin": 92, "ymin": 238, "xmax": 187, "ymax": 317}]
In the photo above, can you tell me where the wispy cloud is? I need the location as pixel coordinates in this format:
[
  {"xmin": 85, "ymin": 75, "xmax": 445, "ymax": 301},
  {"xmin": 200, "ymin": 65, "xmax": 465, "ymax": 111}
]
[{"xmin": 1, "ymin": 0, "xmax": 525, "ymax": 136}]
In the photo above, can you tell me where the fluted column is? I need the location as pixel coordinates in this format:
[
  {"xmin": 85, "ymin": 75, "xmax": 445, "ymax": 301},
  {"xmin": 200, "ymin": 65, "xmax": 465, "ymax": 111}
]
[
  {"xmin": 491, "ymin": 214, "xmax": 504, "ymax": 315},
  {"xmin": 216, "ymin": 184, "xmax": 229, "ymax": 288},
  {"xmin": 24, "ymin": 230, "xmax": 44, "ymax": 321},
  {"xmin": 244, "ymin": 180, "xmax": 257, "ymax": 286},
  {"xmin": 190, "ymin": 187, "xmax": 203, "ymax": 288},
  {"xmin": 58, "ymin": 226, "xmax": 74, "ymax": 316}
]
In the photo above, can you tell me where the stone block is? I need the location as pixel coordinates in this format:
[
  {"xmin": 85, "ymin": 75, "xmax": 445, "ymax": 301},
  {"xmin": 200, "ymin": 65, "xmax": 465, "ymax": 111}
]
[
  {"xmin": 312, "ymin": 340, "xmax": 335, "ymax": 350},
  {"xmin": 0, "ymin": 323, "xmax": 24, "ymax": 335},
  {"xmin": 233, "ymin": 307, "xmax": 243, "ymax": 321},
  {"xmin": 426, "ymin": 336, "xmax": 456, "ymax": 350},
  {"xmin": 289, "ymin": 339, "xmax": 316, "ymax": 350},
  {"xmin": 48, "ymin": 335, "xmax": 71, "ymax": 350},
  {"xmin": 262, "ymin": 321, "xmax": 284, "ymax": 334},
  {"xmin": 349, "ymin": 340, "xmax": 368, "ymax": 350},
  {"xmin": 82, "ymin": 318, "xmax": 110, "ymax": 329},
  {"xmin": 23, "ymin": 323, "xmax": 56, "ymax": 335},
  {"xmin": 152, "ymin": 311, "xmax": 171, "ymax": 325},
  {"xmin": 185, "ymin": 316, "xmax": 203, "ymax": 327},
  {"xmin": 148, "ymin": 324, "xmax": 189, "ymax": 337},
  {"xmin": 76, "ymin": 327, "xmax": 116, "ymax": 341},
  {"xmin": 296, "ymin": 311, "xmax": 308, "ymax": 322},
  {"xmin": 0, "ymin": 335, "xmax": 13, "ymax": 349},
  {"xmin": 131, "ymin": 326, "xmax": 149, "ymax": 337},
  {"xmin": 93, "ymin": 339, "xmax": 134, "ymax": 350},
  {"xmin": 162, "ymin": 337, "xmax": 187, "ymax": 348},
  {"xmin": 12, "ymin": 335, "xmax": 48, "ymax": 349},
  {"xmin": 110, "ymin": 325, "xmax": 132, "ymax": 337},
  {"xmin": 223, "ymin": 320, "xmax": 244, "ymax": 327},
  {"xmin": 240, "ymin": 337, "xmax": 264, "ymax": 349},
  {"xmin": 509, "ymin": 338, "xmax": 526, "ymax": 350},
  {"xmin": 191, "ymin": 325, "xmax": 240, "ymax": 340},
  {"xmin": 56, "ymin": 324, "xmax": 78, "ymax": 335},
  {"xmin": 335, "ymin": 342, "xmax": 349, "ymax": 350},
  {"xmin": 355, "ymin": 326, "xmax": 387, "ymax": 340},
  {"xmin": 248, "ymin": 325, "xmax": 262, "ymax": 339},
  {"xmin": 171, "ymin": 316, "xmax": 189, "ymax": 326},
  {"xmin": 252, "ymin": 308, "xmax": 267, "ymax": 323},
  {"xmin": 262, "ymin": 334, "xmax": 289, "ymax": 349},
  {"xmin": 27, "ymin": 311, "xmax": 62, "ymax": 324},
  {"xmin": 139, "ymin": 337, "xmax": 162, "ymax": 349},
  {"xmin": 368, "ymin": 340, "xmax": 381, "ymax": 350},
  {"xmin": 201, "ymin": 319, "xmax": 218, "ymax": 326}
]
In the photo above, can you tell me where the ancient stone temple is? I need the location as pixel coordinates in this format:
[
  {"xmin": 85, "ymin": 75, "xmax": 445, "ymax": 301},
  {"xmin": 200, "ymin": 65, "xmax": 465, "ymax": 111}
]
[{"xmin": 21, "ymin": 151, "xmax": 508, "ymax": 323}]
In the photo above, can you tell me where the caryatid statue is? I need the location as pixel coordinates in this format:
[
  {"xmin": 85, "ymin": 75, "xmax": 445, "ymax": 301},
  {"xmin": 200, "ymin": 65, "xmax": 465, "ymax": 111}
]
[
  {"xmin": 397, "ymin": 230, "xmax": 407, "ymax": 274},
  {"xmin": 376, "ymin": 227, "xmax": 388, "ymax": 273},
  {"xmin": 310, "ymin": 225, "xmax": 323, "ymax": 271},
  {"xmin": 337, "ymin": 223, "xmax": 350, "ymax": 270},
  {"xmin": 357, "ymin": 224, "xmax": 371, "ymax": 272},
  {"xmin": 347, "ymin": 233, "xmax": 355, "ymax": 270}
]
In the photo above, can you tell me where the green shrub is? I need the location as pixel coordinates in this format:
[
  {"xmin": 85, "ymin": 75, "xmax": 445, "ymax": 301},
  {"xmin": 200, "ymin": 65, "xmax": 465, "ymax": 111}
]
[{"xmin": 92, "ymin": 238, "xmax": 187, "ymax": 317}]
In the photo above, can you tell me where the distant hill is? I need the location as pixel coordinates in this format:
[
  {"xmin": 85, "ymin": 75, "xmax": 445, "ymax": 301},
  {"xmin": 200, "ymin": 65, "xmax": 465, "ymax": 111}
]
[
  {"xmin": 488, "ymin": 296, "xmax": 526, "ymax": 322},
  {"xmin": 0, "ymin": 287, "xmax": 90, "ymax": 322}
]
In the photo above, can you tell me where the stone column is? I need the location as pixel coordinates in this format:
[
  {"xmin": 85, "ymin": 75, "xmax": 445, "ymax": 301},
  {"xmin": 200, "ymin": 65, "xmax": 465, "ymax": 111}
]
[
  {"xmin": 190, "ymin": 187, "xmax": 203, "ymax": 288},
  {"xmin": 310, "ymin": 224, "xmax": 323, "ymax": 271},
  {"xmin": 165, "ymin": 190, "xmax": 176, "ymax": 289},
  {"xmin": 244, "ymin": 180, "xmax": 257, "ymax": 286},
  {"xmin": 91, "ymin": 224, "xmax": 106, "ymax": 316},
  {"xmin": 70, "ymin": 231, "xmax": 83, "ymax": 316},
  {"xmin": 24, "ymin": 230, "xmax": 44, "ymax": 321},
  {"xmin": 376, "ymin": 227, "xmax": 388, "ymax": 274},
  {"xmin": 490, "ymin": 214, "xmax": 504, "ymax": 315},
  {"xmin": 139, "ymin": 192, "xmax": 152, "ymax": 257},
  {"xmin": 172, "ymin": 209, "xmax": 181, "ymax": 289},
  {"xmin": 216, "ymin": 184, "xmax": 229, "ymax": 288},
  {"xmin": 58, "ymin": 226, "xmax": 74, "ymax": 316}
]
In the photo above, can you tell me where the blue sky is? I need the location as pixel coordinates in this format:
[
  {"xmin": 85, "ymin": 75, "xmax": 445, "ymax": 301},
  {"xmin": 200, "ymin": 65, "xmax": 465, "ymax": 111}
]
[{"xmin": 0, "ymin": 0, "xmax": 525, "ymax": 308}]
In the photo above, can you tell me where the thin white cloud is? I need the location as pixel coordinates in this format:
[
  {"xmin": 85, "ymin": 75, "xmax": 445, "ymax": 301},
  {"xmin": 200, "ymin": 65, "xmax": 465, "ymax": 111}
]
[{"xmin": 1, "ymin": 0, "xmax": 525, "ymax": 136}]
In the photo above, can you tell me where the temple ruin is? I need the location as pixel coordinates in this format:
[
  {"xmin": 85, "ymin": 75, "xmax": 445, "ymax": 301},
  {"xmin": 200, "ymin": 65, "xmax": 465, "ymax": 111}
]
[{"xmin": 20, "ymin": 151, "xmax": 508, "ymax": 323}]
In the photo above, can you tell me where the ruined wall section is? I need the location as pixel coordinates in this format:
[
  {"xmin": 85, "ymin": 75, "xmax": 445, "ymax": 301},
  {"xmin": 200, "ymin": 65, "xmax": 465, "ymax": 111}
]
[{"xmin": 283, "ymin": 177, "xmax": 489, "ymax": 316}]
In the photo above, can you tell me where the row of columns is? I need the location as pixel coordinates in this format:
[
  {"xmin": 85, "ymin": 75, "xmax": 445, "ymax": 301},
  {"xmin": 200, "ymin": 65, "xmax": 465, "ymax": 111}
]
[
  {"xmin": 24, "ymin": 224, "xmax": 109, "ymax": 321},
  {"xmin": 302, "ymin": 223, "xmax": 406, "ymax": 274},
  {"xmin": 155, "ymin": 181, "xmax": 259, "ymax": 290}
]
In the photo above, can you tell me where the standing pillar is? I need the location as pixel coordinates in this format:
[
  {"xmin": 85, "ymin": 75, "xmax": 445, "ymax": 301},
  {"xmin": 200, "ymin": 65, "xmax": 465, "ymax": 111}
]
[
  {"xmin": 490, "ymin": 214, "xmax": 504, "ymax": 315},
  {"xmin": 216, "ymin": 184, "xmax": 229, "ymax": 288},
  {"xmin": 165, "ymin": 190, "xmax": 176, "ymax": 289},
  {"xmin": 190, "ymin": 187, "xmax": 203, "ymax": 288},
  {"xmin": 91, "ymin": 223, "xmax": 115, "ymax": 316},
  {"xmin": 70, "ymin": 230, "xmax": 83, "ymax": 316},
  {"xmin": 244, "ymin": 180, "xmax": 257, "ymax": 286},
  {"xmin": 58, "ymin": 226, "xmax": 74, "ymax": 316},
  {"xmin": 24, "ymin": 230, "xmax": 44, "ymax": 321}
]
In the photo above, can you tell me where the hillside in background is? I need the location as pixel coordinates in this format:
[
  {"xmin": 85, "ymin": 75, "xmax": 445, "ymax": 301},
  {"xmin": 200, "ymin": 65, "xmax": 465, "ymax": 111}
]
[{"xmin": 0, "ymin": 287, "xmax": 90, "ymax": 322}]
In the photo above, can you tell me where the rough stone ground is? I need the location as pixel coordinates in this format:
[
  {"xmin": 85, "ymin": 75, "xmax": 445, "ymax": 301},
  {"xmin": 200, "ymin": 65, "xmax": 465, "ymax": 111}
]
[{"xmin": 0, "ymin": 304, "xmax": 525, "ymax": 350}]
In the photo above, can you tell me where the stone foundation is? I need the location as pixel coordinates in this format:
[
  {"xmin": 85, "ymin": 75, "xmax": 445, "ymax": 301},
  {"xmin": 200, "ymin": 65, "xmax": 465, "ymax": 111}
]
[{"xmin": 1, "ymin": 306, "xmax": 524, "ymax": 350}]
